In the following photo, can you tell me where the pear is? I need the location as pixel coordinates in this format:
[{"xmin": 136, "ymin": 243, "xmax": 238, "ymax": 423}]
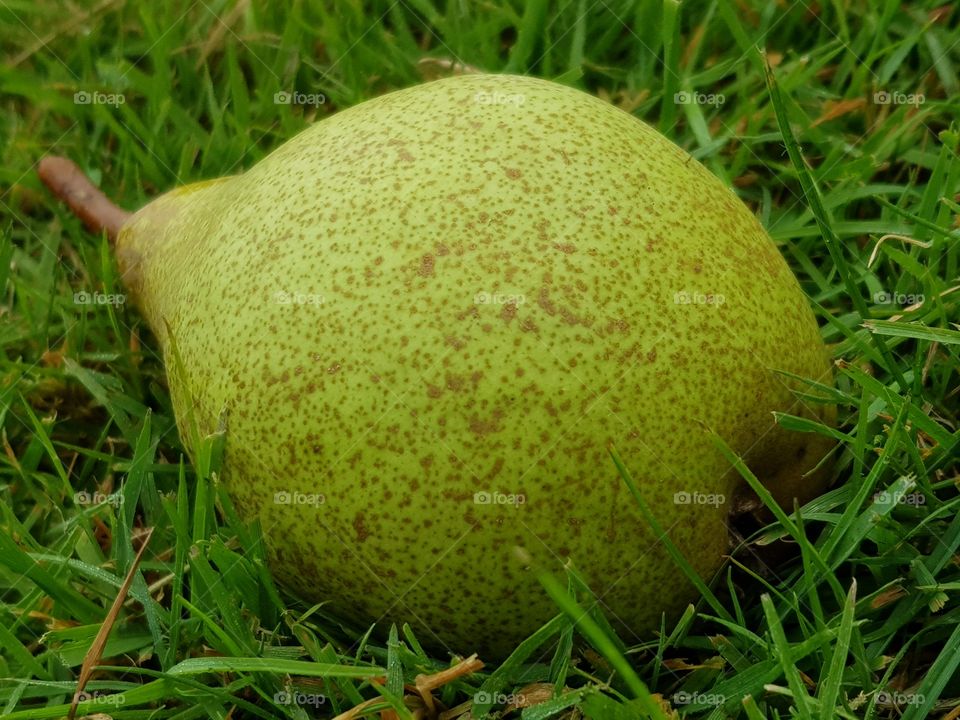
[{"xmin": 43, "ymin": 74, "xmax": 834, "ymax": 658}]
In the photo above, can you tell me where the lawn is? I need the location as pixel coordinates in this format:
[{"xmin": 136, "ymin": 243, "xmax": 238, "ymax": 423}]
[{"xmin": 1, "ymin": 1, "xmax": 959, "ymax": 718}]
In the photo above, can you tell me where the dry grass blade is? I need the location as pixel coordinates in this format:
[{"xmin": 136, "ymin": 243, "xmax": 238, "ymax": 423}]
[
  {"xmin": 196, "ymin": 0, "xmax": 252, "ymax": 69},
  {"xmin": 505, "ymin": 682, "xmax": 555, "ymax": 711},
  {"xmin": 414, "ymin": 654, "xmax": 484, "ymax": 694},
  {"xmin": 866, "ymin": 233, "xmax": 933, "ymax": 268},
  {"xmin": 414, "ymin": 654, "xmax": 484, "ymax": 717},
  {"xmin": 9, "ymin": 0, "xmax": 124, "ymax": 66},
  {"xmin": 416, "ymin": 57, "xmax": 482, "ymax": 80},
  {"xmin": 333, "ymin": 655, "xmax": 484, "ymax": 720},
  {"xmin": 68, "ymin": 527, "xmax": 155, "ymax": 720},
  {"xmin": 333, "ymin": 696, "xmax": 384, "ymax": 720}
]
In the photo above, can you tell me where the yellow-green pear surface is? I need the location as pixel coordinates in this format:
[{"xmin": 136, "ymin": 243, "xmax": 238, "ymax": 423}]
[{"xmin": 115, "ymin": 74, "xmax": 834, "ymax": 657}]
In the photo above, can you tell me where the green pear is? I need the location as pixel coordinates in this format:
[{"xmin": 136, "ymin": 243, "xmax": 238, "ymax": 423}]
[{"xmin": 50, "ymin": 74, "xmax": 835, "ymax": 658}]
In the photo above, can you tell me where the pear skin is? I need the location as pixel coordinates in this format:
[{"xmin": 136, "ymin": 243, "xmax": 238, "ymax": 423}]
[{"xmin": 65, "ymin": 75, "xmax": 836, "ymax": 658}]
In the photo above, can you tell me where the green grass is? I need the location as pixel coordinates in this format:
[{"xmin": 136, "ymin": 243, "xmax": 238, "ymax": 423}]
[{"xmin": 1, "ymin": 1, "xmax": 959, "ymax": 718}]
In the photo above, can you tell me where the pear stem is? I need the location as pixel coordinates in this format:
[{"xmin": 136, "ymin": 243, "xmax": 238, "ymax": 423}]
[{"xmin": 37, "ymin": 156, "xmax": 131, "ymax": 242}]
